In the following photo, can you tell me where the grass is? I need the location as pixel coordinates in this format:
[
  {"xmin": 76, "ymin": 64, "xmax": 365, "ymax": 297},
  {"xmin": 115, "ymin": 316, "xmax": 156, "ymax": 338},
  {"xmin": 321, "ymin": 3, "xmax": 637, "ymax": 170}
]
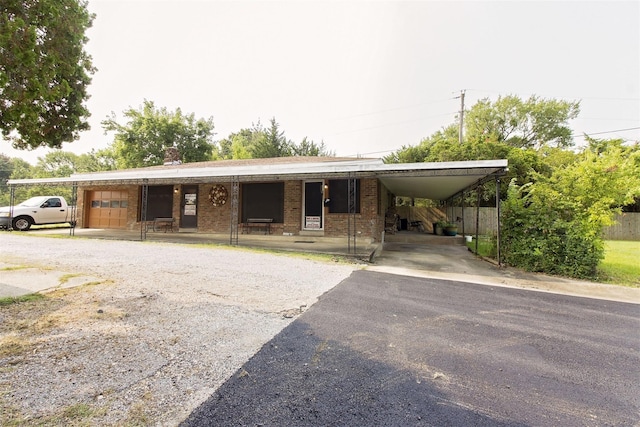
[
  {"xmin": 468, "ymin": 237, "xmax": 639, "ymax": 287},
  {"xmin": 466, "ymin": 235, "xmax": 496, "ymax": 258},
  {"xmin": 1, "ymin": 401, "xmax": 107, "ymax": 427},
  {"xmin": 0, "ymin": 293, "xmax": 45, "ymax": 307},
  {"xmin": 598, "ymin": 240, "xmax": 640, "ymax": 287}
]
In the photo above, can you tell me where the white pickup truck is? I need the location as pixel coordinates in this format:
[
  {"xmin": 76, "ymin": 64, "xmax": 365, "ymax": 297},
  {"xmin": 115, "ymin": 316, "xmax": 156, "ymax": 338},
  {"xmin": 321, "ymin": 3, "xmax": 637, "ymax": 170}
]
[{"xmin": 0, "ymin": 196, "xmax": 76, "ymax": 231}]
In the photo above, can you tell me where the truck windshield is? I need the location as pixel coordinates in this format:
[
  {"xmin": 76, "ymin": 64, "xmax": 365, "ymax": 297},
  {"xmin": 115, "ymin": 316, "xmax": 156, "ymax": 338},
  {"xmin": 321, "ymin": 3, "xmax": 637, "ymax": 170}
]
[{"xmin": 17, "ymin": 197, "xmax": 48, "ymax": 207}]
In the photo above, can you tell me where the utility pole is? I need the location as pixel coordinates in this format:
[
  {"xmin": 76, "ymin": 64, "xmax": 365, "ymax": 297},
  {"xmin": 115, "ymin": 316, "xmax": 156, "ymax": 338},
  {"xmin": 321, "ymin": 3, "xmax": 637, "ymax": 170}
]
[{"xmin": 458, "ymin": 89, "xmax": 466, "ymax": 143}]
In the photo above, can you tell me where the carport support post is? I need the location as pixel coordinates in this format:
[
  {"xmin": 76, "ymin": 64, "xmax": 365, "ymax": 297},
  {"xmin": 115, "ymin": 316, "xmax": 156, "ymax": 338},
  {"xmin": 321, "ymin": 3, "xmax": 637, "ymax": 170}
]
[
  {"xmin": 69, "ymin": 183, "xmax": 77, "ymax": 236},
  {"xmin": 475, "ymin": 188, "xmax": 480, "ymax": 255},
  {"xmin": 496, "ymin": 177, "xmax": 501, "ymax": 267},
  {"xmin": 461, "ymin": 191, "xmax": 465, "ymax": 237},
  {"xmin": 8, "ymin": 185, "xmax": 15, "ymax": 231}
]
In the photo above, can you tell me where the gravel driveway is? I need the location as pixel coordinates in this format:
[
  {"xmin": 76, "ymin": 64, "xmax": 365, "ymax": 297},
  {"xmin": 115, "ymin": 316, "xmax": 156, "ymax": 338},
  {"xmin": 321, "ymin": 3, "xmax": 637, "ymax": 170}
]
[{"xmin": 0, "ymin": 234, "xmax": 356, "ymax": 426}]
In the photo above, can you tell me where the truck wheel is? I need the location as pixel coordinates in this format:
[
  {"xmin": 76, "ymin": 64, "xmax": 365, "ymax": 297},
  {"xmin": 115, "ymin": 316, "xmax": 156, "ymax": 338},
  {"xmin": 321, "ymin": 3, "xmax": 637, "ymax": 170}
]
[{"xmin": 12, "ymin": 216, "xmax": 32, "ymax": 231}]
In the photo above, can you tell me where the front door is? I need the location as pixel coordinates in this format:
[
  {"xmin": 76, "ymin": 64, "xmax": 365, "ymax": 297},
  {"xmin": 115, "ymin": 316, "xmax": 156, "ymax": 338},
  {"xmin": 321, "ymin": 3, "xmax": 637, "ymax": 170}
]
[
  {"xmin": 303, "ymin": 181, "xmax": 323, "ymax": 230},
  {"xmin": 181, "ymin": 186, "xmax": 198, "ymax": 228}
]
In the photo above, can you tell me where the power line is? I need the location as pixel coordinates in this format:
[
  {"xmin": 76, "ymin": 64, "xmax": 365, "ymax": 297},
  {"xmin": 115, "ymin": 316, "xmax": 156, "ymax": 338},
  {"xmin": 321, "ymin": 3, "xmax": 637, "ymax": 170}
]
[{"xmin": 579, "ymin": 126, "xmax": 640, "ymax": 137}]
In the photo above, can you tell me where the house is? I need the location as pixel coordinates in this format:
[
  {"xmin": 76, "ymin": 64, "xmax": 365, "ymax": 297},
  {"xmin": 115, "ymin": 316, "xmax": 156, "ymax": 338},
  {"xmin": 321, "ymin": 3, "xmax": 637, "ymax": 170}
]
[{"xmin": 7, "ymin": 156, "xmax": 508, "ymax": 245}]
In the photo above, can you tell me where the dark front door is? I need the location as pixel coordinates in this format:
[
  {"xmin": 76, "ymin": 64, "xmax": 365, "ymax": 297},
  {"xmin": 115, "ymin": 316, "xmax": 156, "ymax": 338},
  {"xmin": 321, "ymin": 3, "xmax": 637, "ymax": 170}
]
[
  {"xmin": 304, "ymin": 181, "xmax": 323, "ymax": 230},
  {"xmin": 181, "ymin": 186, "xmax": 198, "ymax": 228}
]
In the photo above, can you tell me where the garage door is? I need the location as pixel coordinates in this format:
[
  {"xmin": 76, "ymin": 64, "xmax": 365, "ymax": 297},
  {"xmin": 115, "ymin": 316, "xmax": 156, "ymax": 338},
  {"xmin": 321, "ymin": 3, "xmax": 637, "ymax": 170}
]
[{"xmin": 86, "ymin": 191, "xmax": 129, "ymax": 228}]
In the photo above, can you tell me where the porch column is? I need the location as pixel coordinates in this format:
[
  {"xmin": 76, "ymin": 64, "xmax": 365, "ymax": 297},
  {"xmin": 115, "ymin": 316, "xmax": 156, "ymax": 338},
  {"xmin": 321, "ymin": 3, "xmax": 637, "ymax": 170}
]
[
  {"xmin": 229, "ymin": 176, "xmax": 239, "ymax": 246},
  {"xmin": 140, "ymin": 179, "xmax": 149, "ymax": 241},
  {"xmin": 347, "ymin": 172, "xmax": 357, "ymax": 254}
]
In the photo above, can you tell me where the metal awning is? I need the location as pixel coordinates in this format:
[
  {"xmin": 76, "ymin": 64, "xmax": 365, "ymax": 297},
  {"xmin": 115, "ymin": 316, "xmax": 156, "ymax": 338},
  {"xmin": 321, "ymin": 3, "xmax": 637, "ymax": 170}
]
[{"xmin": 8, "ymin": 158, "xmax": 508, "ymax": 201}]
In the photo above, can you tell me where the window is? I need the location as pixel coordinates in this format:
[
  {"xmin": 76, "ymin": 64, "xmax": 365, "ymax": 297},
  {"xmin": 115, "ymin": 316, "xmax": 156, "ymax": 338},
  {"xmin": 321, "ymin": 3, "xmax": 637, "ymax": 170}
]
[
  {"xmin": 46, "ymin": 198, "xmax": 62, "ymax": 207},
  {"xmin": 140, "ymin": 185, "xmax": 173, "ymax": 220},
  {"xmin": 328, "ymin": 179, "xmax": 360, "ymax": 213},
  {"xmin": 241, "ymin": 182, "xmax": 284, "ymax": 223}
]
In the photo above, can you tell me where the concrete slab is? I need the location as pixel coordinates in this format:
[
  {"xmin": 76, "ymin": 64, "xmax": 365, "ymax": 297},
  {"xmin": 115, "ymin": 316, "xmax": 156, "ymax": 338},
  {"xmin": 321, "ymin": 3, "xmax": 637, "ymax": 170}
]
[
  {"xmin": 0, "ymin": 265, "xmax": 103, "ymax": 298},
  {"xmin": 370, "ymin": 241, "xmax": 640, "ymax": 304}
]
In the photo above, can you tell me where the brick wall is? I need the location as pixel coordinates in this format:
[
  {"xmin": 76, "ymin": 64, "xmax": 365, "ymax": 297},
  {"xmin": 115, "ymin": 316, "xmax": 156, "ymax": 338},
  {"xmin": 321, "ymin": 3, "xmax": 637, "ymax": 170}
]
[
  {"xmin": 323, "ymin": 178, "xmax": 381, "ymax": 240},
  {"xmin": 195, "ymin": 183, "xmax": 232, "ymax": 232},
  {"xmin": 79, "ymin": 177, "xmax": 384, "ymax": 239},
  {"xmin": 283, "ymin": 180, "xmax": 302, "ymax": 234}
]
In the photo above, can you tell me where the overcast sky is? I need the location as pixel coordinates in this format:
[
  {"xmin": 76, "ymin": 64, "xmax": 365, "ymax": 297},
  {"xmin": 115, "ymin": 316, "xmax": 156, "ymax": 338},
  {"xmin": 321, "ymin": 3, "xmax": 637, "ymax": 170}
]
[{"xmin": 2, "ymin": 0, "xmax": 639, "ymax": 165}]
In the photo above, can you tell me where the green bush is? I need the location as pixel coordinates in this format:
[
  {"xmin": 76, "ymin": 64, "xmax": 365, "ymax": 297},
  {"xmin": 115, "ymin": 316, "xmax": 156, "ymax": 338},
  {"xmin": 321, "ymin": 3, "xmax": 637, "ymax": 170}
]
[{"xmin": 501, "ymin": 181, "xmax": 604, "ymax": 279}]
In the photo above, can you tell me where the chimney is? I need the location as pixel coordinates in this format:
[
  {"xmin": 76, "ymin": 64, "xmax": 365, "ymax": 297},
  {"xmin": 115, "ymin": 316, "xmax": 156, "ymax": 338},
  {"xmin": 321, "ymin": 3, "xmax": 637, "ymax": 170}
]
[{"xmin": 163, "ymin": 147, "xmax": 181, "ymax": 165}]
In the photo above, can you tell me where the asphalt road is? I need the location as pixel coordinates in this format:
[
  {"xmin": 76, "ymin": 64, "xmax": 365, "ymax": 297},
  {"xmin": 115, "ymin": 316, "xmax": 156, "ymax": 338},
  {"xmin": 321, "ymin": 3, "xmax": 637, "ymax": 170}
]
[{"xmin": 181, "ymin": 270, "xmax": 639, "ymax": 426}]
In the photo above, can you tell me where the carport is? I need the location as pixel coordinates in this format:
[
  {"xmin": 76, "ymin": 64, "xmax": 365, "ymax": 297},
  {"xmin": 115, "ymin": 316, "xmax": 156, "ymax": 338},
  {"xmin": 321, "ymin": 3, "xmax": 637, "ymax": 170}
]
[{"xmin": 6, "ymin": 158, "xmax": 507, "ymax": 258}]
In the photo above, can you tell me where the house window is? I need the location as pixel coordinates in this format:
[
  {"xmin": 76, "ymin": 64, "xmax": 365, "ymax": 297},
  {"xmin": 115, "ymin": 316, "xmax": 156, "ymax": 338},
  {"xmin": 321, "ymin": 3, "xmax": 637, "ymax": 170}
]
[
  {"xmin": 140, "ymin": 185, "xmax": 173, "ymax": 220},
  {"xmin": 328, "ymin": 179, "xmax": 360, "ymax": 213},
  {"xmin": 241, "ymin": 182, "xmax": 284, "ymax": 223}
]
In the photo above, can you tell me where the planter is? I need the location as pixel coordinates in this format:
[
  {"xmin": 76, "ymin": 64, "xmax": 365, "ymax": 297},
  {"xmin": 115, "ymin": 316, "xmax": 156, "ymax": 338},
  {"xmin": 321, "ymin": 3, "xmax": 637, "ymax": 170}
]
[
  {"xmin": 433, "ymin": 222, "xmax": 444, "ymax": 235},
  {"xmin": 444, "ymin": 225, "xmax": 458, "ymax": 236}
]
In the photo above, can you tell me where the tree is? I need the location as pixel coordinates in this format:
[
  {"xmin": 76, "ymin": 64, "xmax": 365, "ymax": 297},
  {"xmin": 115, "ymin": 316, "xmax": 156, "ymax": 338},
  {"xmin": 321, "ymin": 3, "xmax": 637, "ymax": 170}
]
[
  {"xmin": 215, "ymin": 119, "xmax": 334, "ymax": 160},
  {"xmin": 291, "ymin": 137, "xmax": 334, "ymax": 157},
  {"xmin": 464, "ymin": 95, "xmax": 580, "ymax": 149},
  {"xmin": 385, "ymin": 95, "xmax": 582, "ymax": 204},
  {"xmin": 0, "ymin": 154, "xmax": 13, "ymax": 201},
  {"xmin": 250, "ymin": 118, "xmax": 292, "ymax": 158},
  {"xmin": 0, "ymin": 0, "xmax": 96, "ymax": 149},
  {"xmin": 32, "ymin": 150, "xmax": 115, "ymax": 178},
  {"xmin": 102, "ymin": 100, "xmax": 215, "ymax": 168},
  {"xmin": 0, "ymin": 157, "xmax": 35, "ymax": 205},
  {"xmin": 213, "ymin": 122, "xmax": 266, "ymax": 160}
]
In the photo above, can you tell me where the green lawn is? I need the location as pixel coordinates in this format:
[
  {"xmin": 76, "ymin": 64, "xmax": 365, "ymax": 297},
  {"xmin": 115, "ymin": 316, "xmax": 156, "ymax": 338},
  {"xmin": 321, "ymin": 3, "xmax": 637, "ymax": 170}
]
[
  {"xmin": 598, "ymin": 240, "xmax": 640, "ymax": 287},
  {"xmin": 467, "ymin": 238, "xmax": 639, "ymax": 287}
]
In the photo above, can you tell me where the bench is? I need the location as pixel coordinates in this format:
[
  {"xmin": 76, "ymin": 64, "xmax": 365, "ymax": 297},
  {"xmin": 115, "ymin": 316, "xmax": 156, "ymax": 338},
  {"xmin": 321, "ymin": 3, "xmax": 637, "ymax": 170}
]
[
  {"xmin": 242, "ymin": 218, "xmax": 273, "ymax": 235},
  {"xmin": 146, "ymin": 217, "xmax": 175, "ymax": 232}
]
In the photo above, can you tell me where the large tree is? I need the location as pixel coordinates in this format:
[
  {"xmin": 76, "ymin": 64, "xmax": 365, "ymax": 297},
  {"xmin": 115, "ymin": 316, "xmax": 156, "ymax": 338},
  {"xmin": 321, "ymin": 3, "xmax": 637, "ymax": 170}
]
[
  {"xmin": 102, "ymin": 100, "xmax": 215, "ymax": 168},
  {"xmin": 213, "ymin": 121, "xmax": 266, "ymax": 160},
  {"xmin": 0, "ymin": 0, "xmax": 95, "ymax": 149},
  {"xmin": 465, "ymin": 95, "xmax": 580, "ymax": 149},
  {"xmin": 250, "ymin": 118, "xmax": 292, "ymax": 158},
  {"xmin": 214, "ymin": 118, "xmax": 334, "ymax": 160}
]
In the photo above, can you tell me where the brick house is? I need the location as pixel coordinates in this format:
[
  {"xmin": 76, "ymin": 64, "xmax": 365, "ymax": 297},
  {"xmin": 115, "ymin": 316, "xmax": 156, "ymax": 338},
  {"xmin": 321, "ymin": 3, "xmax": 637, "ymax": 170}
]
[{"xmin": 8, "ymin": 157, "xmax": 508, "ymax": 243}]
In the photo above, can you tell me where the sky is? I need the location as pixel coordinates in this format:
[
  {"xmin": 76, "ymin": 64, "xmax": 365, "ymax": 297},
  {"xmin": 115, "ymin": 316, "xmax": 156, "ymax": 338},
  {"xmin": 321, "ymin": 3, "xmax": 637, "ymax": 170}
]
[{"xmin": 2, "ymin": 0, "xmax": 639, "ymax": 165}]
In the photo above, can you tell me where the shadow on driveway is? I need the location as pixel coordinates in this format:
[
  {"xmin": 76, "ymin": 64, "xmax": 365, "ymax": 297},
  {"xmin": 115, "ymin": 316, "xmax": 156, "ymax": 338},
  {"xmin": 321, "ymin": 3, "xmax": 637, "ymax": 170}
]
[{"xmin": 181, "ymin": 270, "xmax": 640, "ymax": 426}]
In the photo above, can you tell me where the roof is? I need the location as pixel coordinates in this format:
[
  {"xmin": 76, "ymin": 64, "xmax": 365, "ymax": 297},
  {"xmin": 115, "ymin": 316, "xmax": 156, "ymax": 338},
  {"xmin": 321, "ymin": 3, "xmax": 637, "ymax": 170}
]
[{"xmin": 8, "ymin": 156, "xmax": 508, "ymax": 200}]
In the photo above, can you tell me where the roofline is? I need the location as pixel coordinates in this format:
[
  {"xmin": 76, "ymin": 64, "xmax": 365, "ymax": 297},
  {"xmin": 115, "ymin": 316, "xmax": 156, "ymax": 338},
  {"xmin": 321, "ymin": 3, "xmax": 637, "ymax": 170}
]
[{"xmin": 7, "ymin": 159, "xmax": 508, "ymax": 186}]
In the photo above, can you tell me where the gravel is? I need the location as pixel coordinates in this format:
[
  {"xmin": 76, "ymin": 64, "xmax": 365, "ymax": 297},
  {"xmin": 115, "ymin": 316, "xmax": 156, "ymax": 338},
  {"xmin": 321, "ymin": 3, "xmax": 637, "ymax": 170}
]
[{"xmin": 0, "ymin": 234, "xmax": 357, "ymax": 426}]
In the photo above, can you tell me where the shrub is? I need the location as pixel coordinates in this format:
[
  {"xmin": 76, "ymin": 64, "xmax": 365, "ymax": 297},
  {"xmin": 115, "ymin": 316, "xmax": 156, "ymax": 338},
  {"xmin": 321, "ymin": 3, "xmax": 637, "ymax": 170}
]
[{"xmin": 501, "ymin": 180, "xmax": 604, "ymax": 279}]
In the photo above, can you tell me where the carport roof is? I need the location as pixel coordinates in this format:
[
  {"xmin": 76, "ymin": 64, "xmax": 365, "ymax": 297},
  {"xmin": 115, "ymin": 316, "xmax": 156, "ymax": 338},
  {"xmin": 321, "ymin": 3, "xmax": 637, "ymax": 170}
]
[{"xmin": 8, "ymin": 157, "xmax": 507, "ymax": 201}]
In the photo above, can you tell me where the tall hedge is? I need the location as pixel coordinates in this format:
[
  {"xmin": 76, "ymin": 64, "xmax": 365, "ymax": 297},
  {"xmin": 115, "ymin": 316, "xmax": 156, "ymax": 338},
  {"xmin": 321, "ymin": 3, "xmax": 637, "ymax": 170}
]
[{"xmin": 501, "ymin": 181, "xmax": 604, "ymax": 279}]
